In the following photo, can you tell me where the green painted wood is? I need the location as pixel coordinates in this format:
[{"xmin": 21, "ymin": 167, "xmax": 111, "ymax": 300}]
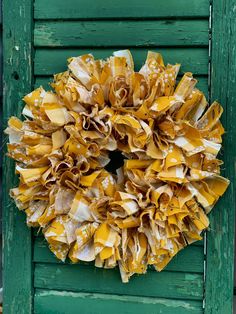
[
  {"xmin": 34, "ymin": 0, "xmax": 209, "ymax": 19},
  {"xmin": 2, "ymin": 0, "xmax": 33, "ymax": 313},
  {"xmin": 34, "ymin": 47, "xmax": 209, "ymax": 75},
  {"xmin": 204, "ymin": 0, "xmax": 236, "ymax": 313},
  {"xmin": 34, "ymin": 75, "xmax": 209, "ymax": 97},
  {"xmin": 2, "ymin": 0, "xmax": 214, "ymax": 311},
  {"xmin": 34, "ymin": 263, "xmax": 203, "ymax": 300},
  {"xmin": 34, "ymin": 76, "xmax": 54, "ymax": 91},
  {"xmin": 34, "ymin": 289, "xmax": 203, "ymax": 314},
  {"xmin": 33, "ymin": 237, "xmax": 204, "ymax": 273},
  {"xmin": 34, "ymin": 20, "xmax": 209, "ymax": 47}
]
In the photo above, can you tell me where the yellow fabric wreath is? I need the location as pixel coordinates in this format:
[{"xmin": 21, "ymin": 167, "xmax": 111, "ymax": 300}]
[{"xmin": 5, "ymin": 50, "xmax": 229, "ymax": 282}]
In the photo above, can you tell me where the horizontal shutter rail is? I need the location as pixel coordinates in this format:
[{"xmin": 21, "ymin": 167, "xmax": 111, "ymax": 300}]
[
  {"xmin": 34, "ymin": 263, "xmax": 203, "ymax": 300},
  {"xmin": 33, "ymin": 238, "xmax": 204, "ymax": 273},
  {"xmin": 34, "ymin": 289, "xmax": 203, "ymax": 314},
  {"xmin": 34, "ymin": 47, "xmax": 209, "ymax": 76},
  {"xmin": 34, "ymin": 20, "xmax": 209, "ymax": 47},
  {"xmin": 34, "ymin": 0, "xmax": 210, "ymax": 20}
]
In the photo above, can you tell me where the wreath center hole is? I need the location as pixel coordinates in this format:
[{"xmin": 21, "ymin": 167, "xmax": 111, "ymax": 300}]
[{"xmin": 105, "ymin": 150, "xmax": 126, "ymax": 174}]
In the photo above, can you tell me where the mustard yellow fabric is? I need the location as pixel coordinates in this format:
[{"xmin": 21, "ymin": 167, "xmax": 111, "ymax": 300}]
[{"xmin": 6, "ymin": 50, "xmax": 229, "ymax": 282}]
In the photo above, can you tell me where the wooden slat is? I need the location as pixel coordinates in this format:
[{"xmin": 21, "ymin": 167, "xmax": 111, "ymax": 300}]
[
  {"xmin": 2, "ymin": 0, "xmax": 33, "ymax": 312},
  {"xmin": 34, "ymin": 263, "xmax": 203, "ymax": 300},
  {"xmin": 33, "ymin": 237, "xmax": 204, "ymax": 273},
  {"xmin": 34, "ymin": 48, "xmax": 209, "ymax": 75},
  {"xmin": 34, "ymin": 0, "xmax": 209, "ymax": 19},
  {"xmin": 34, "ymin": 20, "xmax": 209, "ymax": 47},
  {"xmin": 34, "ymin": 289, "xmax": 203, "ymax": 314},
  {"xmin": 34, "ymin": 75, "xmax": 209, "ymax": 97},
  {"xmin": 205, "ymin": 0, "xmax": 236, "ymax": 313},
  {"xmin": 34, "ymin": 76, "xmax": 53, "ymax": 90}
]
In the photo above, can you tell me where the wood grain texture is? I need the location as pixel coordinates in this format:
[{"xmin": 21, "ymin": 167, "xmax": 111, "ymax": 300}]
[
  {"xmin": 34, "ymin": 20, "xmax": 209, "ymax": 47},
  {"xmin": 34, "ymin": 47, "xmax": 209, "ymax": 75},
  {"xmin": 34, "ymin": 289, "xmax": 203, "ymax": 314},
  {"xmin": 204, "ymin": 0, "xmax": 236, "ymax": 313},
  {"xmin": 34, "ymin": 263, "xmax": 203, "ymax": 300},
  {"xmin": 2, "ymin": 0, "xmax": 33, "ymax": 313},
  {"xmin": 33, "ymin": 237, "xmax": 204, "ymax": 273},
  {"xmin": 34, "ymin": 0, "xmax": 209, "ymax": 19}
]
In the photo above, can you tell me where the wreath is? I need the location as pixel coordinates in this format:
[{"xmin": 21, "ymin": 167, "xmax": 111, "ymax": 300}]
[{"xmin": 6, "ymin": 50, "xmax": 229, "ymax": 282}]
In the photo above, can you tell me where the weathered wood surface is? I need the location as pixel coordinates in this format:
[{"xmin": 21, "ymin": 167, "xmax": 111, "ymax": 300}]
[
  {"xmin": 34, "ymin": 289, "xmax": 203, "ymax": 314},
  {"xmin": 204, "ymin": 0, "xmax": 236, "ymax": 313},
  {"xmin": 34, "ymin": 263, "xmax": 203, "ymax": 300},
  {"xmin": 34, "ymin": 20, "xmax": 209, "ymax": 47},
  {"xmin": 34, "ymin": 0, "xmax": 209, "ymax": 19},
  {"xmin": 2, "ymin": 0, "xmax": 33, "ymax": 313},
  {"xmin": 34, "ymin": 47, "xmax": 209, "ymax": 75}
]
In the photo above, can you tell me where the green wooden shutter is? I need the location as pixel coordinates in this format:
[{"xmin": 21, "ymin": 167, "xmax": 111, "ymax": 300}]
[{"xmin": 3, "ymin": 0, "xmax": 235, "ymax": 313}]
